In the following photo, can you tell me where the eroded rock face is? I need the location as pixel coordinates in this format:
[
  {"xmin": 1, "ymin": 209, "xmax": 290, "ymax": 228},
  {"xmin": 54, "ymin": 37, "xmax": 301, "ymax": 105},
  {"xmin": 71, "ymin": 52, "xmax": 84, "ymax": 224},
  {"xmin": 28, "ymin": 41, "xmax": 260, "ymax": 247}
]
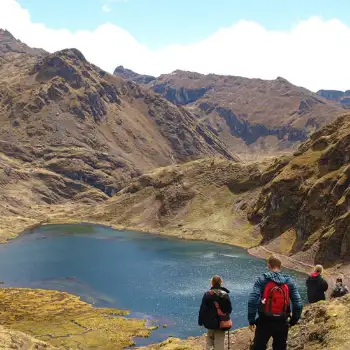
[
  {"xmin": 249, "ymin": 114, "xmax": 350, "ymax": 266},
  {"xmin": 114, "ymin": 65, "xmax": 156, "ymax": 84},
  {"xmin": 317, "ymin": 89, "xmax": 350, "ymax": 108},
  {"xmin": 114, "ymin": 68, "xmax": 344, "ymax": 155}
]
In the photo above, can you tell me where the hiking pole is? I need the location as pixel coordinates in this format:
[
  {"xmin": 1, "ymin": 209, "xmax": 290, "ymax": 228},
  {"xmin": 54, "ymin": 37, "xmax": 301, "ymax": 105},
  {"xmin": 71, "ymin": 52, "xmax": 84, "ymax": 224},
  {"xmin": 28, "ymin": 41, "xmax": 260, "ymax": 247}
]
[{"xmin": 228, "ymin": 330, "xmax": 230, "ymax": 350}]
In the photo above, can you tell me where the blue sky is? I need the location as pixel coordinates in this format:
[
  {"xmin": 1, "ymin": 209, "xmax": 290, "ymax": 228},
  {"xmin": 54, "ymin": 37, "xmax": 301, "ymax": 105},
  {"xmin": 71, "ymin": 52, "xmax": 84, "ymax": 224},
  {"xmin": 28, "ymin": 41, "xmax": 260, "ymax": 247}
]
[
  {"xmin": 2, "ymin": 0, "xmax": 350, "ymax": 90},
  {"xmin": 17, "ymin": 0, "xmax": 350, "ymax": 49}
]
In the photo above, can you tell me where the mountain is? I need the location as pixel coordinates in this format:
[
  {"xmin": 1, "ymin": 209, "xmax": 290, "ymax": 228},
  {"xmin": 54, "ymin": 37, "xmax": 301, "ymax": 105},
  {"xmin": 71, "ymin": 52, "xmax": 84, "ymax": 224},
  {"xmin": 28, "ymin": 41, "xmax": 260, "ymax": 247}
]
[
  {"xmin": 0, "ymin": 31, "xmax": 237, "ymax": 196},
  {"xmin": 113, "ymin": 65, "xmax": 156, "ymax": 84},
  {"xmin": 114, "ymin": 68, "xmax": 344, "ymax": 158},
  {"xmin": 249, "ymin": 113, "xmax": 350, "ymax": 267},
  {"xmin": 0, "ymin": 30, "xmax": 239, "ymax": 241},
  {"xmin": 317, "ymin": 89, "xmax": 350, "ymax": 108},
  {"xmin": 0, "ymin": 29, "xmax": 46, "ymax": 60},
  {"xmin": 71, "ymin": 113, "xmax": 350, "ymax": 268}
]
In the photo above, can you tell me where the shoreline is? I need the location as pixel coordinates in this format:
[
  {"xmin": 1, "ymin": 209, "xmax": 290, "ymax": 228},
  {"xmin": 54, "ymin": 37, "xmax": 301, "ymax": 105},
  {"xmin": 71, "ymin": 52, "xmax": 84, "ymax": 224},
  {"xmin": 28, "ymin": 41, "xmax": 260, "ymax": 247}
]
[
  {"xmin": 4, "ymin": 217, "xmax": 345, "ymax": 289},
  {"xmin": 2, "ymin": 219, "xmax": 345, "ymax": 349},
  {"xmin": 4, "ymin": 217, "xmax": 313, "ymax": 276}
]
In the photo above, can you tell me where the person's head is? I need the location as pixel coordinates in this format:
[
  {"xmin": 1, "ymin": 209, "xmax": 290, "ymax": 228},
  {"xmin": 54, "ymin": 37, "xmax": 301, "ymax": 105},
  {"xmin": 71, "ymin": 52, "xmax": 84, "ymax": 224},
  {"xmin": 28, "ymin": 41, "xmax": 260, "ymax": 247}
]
[
  {"xmin": 267, "ymin": 255, "xmax": 282, "ymax": 272},
  {"xmin": 210, "ymin": 275, "xmax": 223, "ymax": 288},
  {"xmin": 336, "ymin": 277, "xmax": 343, "ymax": 284},
  {"xmin": 314, "ymin": 265, "xmax": 324, "ymax": 275}
]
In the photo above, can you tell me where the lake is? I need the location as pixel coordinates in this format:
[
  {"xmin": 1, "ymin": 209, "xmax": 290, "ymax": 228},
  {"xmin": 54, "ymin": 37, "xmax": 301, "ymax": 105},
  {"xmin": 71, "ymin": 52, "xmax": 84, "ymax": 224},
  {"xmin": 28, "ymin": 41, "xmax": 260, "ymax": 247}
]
[{"xmin": 0, "ymin": 224, "xmax": 307, "ymax": 344}]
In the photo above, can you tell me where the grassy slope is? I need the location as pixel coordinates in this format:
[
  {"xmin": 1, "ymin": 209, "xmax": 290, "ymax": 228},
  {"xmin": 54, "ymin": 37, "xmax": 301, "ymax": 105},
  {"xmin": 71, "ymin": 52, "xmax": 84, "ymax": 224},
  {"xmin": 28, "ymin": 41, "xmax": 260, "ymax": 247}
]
[
  {"xmin": 0, "ymin": 288, "xmax": 150, "ymax": 349},
  {"xmin": 59, "ymin": 158, "xmax": 264, "ymax": 248}
]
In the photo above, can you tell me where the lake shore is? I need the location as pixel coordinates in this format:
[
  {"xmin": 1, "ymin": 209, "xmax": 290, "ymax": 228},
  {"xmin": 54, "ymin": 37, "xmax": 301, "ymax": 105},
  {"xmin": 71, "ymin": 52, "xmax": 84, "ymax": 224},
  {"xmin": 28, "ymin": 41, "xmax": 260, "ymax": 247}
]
[{"xmin": 2, "ymin": 206, "xmax": 345, "ymax": 289}]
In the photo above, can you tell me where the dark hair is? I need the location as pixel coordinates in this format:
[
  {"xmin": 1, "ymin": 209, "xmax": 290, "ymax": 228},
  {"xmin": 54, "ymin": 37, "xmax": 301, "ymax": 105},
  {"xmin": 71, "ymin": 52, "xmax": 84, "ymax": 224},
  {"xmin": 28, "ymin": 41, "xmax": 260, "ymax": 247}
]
[
  {"xmin": 268, "ymin": 255, "xmax": 282, "ymax": 269},
  {"xmin": 336, "ymin": 277, "xmax": 343, "ymax": 283}
]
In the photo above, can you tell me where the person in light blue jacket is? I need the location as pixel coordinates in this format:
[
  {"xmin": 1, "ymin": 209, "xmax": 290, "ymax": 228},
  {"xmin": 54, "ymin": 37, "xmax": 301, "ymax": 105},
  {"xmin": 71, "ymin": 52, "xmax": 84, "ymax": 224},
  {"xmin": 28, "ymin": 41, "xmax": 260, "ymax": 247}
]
[{"xmin": 247, "ymin": 255, "xmax": 303, "ymax": 350}]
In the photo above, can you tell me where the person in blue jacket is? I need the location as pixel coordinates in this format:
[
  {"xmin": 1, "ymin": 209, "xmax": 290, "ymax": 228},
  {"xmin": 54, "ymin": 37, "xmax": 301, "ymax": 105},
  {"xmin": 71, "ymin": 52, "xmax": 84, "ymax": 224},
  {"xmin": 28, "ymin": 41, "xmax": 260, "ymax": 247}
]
[{"xmin": 248, "ymin": 255, "xmax": 303, "ymax": 350}]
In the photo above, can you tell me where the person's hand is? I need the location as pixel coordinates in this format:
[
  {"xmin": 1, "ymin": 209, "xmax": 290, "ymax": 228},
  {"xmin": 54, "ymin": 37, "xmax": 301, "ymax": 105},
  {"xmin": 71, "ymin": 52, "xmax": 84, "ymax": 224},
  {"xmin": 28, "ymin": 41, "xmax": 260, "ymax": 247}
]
[{"xmin": 249, "ymin": 324, "xmax": 256, "ymax": 332}]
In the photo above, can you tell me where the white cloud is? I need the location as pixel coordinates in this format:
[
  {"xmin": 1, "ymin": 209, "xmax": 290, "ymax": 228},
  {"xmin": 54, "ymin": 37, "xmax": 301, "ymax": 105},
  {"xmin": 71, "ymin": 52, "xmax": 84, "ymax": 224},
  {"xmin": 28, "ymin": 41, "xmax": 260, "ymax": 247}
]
[
  {"xmin": 102, "ymin": 4, "xmax": 112, "ymax": 12},
  {"xmin": 1, "ymin": 0, "xmax": 350, "ymax": 91}
]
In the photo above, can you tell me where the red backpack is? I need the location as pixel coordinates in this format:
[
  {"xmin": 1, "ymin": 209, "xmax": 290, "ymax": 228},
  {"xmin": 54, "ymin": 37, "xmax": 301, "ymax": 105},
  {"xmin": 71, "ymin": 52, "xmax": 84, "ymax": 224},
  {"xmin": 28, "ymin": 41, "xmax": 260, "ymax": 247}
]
[
  {"xmin": 260, "ymin": 281, "xmax": 290, "ymax": 319},
  {"xmin": 214, "ymin": 301, "xmax": 232, "ymax": 331}
]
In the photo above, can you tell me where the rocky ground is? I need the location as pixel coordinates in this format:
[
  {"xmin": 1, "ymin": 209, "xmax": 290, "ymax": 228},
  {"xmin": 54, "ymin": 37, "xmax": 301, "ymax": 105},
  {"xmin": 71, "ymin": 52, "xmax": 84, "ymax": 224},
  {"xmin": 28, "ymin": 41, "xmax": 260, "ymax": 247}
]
[
  {"xmin": 0, "ymin": 325, "xmax": 60, "ymax": 349},
  {"xmin": 141, "ymin": 295, "xmax": 350, "ymax": 350}
]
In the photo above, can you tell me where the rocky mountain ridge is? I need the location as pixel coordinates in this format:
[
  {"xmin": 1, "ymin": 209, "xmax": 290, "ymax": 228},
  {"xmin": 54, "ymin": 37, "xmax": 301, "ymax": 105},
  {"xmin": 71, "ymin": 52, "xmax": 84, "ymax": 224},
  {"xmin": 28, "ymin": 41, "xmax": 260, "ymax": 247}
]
[
  {"xmin": 0, "ymin": 31, "xmax": 237, "ymax": 200},
  {"xmin": 317, "ymin": 89, "xmax": 350, "ymax": 108},
  {"xmin": 114, "ymin": 68, "xmax": 344, "ymax": 158}
]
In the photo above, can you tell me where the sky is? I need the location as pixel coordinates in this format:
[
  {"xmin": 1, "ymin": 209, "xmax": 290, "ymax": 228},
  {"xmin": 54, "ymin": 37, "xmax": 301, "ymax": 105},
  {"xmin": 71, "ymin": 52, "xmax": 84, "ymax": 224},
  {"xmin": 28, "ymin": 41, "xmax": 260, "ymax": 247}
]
[{"xmin": 1, "ymin": 0, "xmax": 350, "ymax": 91}]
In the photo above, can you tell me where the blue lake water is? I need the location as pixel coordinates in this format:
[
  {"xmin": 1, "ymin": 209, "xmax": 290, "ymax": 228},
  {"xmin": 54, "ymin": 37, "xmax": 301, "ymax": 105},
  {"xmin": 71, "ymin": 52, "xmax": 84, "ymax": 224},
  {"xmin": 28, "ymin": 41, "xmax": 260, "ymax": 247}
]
[{"xmin": 0, "ymin": 224, "xmax": 307, "ymax": 344}]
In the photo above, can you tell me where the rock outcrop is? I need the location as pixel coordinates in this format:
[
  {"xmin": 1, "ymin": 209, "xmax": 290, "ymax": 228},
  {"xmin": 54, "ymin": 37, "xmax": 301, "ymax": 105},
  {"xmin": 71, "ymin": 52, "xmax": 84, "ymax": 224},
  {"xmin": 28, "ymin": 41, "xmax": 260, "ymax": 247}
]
[
  {"xmin": 0, "ymin": 325, "xmax": 60, "ymax": 349},
  {"xmin": 114, "ymin": 65, "xmax": 156, "ymax": 84},
  {"xmin": 317, "ymin": 89, "xmax": 350, "ymax": 108},
  {"xmin": 249, "ymin": 114, "xmax": 350, "ymax": 267}
]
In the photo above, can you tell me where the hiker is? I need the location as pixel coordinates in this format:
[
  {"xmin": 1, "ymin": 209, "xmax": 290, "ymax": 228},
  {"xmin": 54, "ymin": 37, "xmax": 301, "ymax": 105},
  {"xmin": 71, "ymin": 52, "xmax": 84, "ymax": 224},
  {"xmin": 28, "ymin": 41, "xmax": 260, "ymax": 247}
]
[
  {"xmin": 198, "ymin": 275, "xmax": 232, "ymax": 350},
  {"xmin": 248, "ymin": 255, "xmax": 303, "ymax": 350},
  {"xmin": 331, "ymin": 277, "xmax": 349, "ymax": 299},
  {"xmin": 306, "ymin": 265, "xmax": 328, "ymax": 303}
]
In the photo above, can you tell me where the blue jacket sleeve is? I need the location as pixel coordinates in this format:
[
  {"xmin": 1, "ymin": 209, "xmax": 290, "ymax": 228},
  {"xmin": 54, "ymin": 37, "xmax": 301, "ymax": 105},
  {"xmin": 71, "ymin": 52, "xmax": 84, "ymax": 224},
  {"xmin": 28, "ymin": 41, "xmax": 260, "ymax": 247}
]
[
  {"xmin": 248, "ymin": 278, "xmax": 262, "ymax": 325},
  {"xmin": 288, "ymin": 278, "xmax": 303, "ymax": 325}
]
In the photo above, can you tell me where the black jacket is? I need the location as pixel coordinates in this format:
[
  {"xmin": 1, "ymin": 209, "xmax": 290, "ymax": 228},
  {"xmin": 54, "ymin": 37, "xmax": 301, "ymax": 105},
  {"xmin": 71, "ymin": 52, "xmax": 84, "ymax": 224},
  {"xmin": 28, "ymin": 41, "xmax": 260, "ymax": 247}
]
[
  {"xmin": 198, "ymin": 286, "xmax": 232, "ymax": 330},
  {"xmin": 306, "ymin": 273, "xmax": 328, "ymax": 303}
]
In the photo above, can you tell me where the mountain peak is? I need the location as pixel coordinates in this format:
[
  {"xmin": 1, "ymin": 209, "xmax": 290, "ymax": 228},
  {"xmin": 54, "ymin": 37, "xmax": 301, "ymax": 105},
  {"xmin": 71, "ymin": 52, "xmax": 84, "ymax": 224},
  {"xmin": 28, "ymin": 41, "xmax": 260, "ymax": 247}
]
[
  {"xmin": 113, "ymin": 65, "xmax": 156, "ymax": 84},
  {"xmin": 0, "ymin": 29, "xmax": 15, "ymax": 41},
  {"xmin": 0, "ymin": 29, "xmax": 45, "ymax": 57}
]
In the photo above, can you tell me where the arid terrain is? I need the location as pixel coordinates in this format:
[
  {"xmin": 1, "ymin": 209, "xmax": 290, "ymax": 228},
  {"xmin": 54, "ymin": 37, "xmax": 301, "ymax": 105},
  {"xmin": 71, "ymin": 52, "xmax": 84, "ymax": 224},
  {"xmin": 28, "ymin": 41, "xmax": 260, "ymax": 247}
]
[{"xmin": 114, "ymin": 67, "xmax": 344, "ymax": 158}]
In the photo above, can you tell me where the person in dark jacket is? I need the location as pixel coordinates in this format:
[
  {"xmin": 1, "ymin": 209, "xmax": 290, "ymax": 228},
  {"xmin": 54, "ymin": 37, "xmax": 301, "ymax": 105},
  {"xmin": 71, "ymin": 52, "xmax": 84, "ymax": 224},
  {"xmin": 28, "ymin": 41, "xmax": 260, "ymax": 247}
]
[
  {"xmin": 198, "ymin": 275, "xmax": 232, "ymax": 350},
  {"xmin": 306, "ymin": 265, "xmax": 328, "ymax": 303},
  {"xmin": 248, "ymin": 255, "xmax": 303, "ymax": 350},
  {"xmin": 330, "ymin": 277, "xmax": 348, "ymax": 299}
]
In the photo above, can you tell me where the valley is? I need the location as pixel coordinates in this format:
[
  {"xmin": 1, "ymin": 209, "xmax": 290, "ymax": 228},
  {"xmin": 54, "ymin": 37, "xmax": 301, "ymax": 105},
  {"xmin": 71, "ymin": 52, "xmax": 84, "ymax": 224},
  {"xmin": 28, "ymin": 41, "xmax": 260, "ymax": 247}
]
[{"xmin": 0, "ymin": 27, "xmax": 349, "ymax": 350}]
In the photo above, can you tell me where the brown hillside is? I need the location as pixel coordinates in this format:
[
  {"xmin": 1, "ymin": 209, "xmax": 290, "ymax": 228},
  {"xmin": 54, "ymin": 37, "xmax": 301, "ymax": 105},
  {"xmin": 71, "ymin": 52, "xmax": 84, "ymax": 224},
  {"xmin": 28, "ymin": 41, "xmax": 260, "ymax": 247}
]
[
  {"xmin": 63, "ymin": 158, "xmax": 269, "ymax": 248},
  {"xmin": 64, "ymin": 114, "xmax": 350, "ymax": 269},
  {"xmin": 249, "ymin": 114, "xmax": 350, "ymax": 267},
  {"xmin": 0, "ymin": 31, "xmax": 237, "ymax": 200},
  {"xmin": 115, "ymin": 68, "xmax": 343, "ymax": 157}
]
